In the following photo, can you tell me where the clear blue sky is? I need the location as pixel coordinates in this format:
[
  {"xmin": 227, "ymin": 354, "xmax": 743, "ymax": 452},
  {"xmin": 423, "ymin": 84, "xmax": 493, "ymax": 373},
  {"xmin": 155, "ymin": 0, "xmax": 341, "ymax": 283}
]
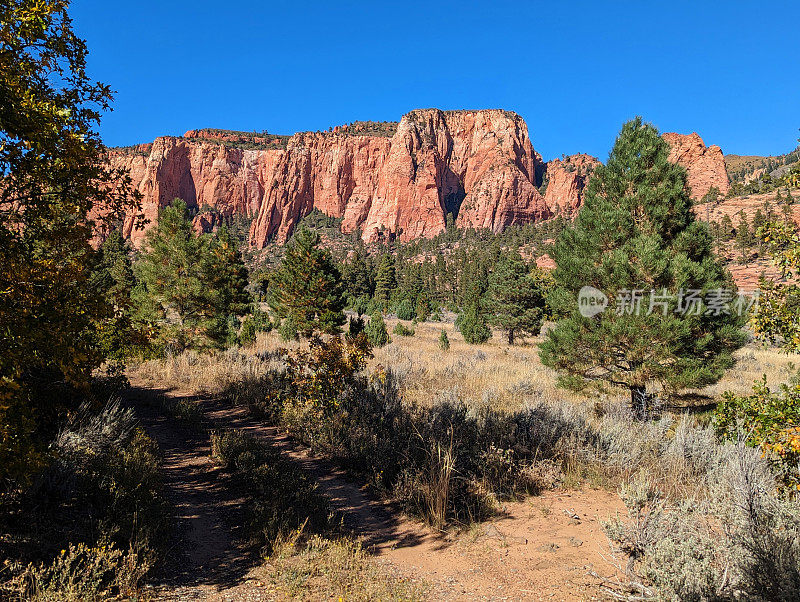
[{"xmin": 72, "ymin": 0, "xmax": 800, "ymax": 160}]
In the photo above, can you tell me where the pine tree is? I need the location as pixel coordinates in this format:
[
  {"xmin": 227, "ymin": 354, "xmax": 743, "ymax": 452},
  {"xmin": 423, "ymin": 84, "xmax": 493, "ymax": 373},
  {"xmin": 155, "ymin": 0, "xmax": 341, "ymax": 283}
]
[
  {"xmin": 365, "ymin": 311, "xmax": 390, "ymax": 347},
  {"xmin": 374, "ymin": 254, "xmax": 397, "ymax": 310},
  {"xmin": 439, "ymin": 329, "xmax": 450, "ymax": 351},
  {"xmin": 485, "ymin": 252, "xmax": 546, "ymax": 344},
  {"xmin": 721, "ymin": 214, "xmax": 735, "ymax": 240},
  {"xmin": 342, "ymin": 247, "xmax": 372, "ymax": 298},
  {"xmin": 134, "ymin": 200, "xmax": 251, "ymax": 349},
  {"xmin": 269, "ymin": 227, "xmax": 346, "ymax": 338},
  {"xmin": 736, "ymin": 211, "xmax": 751, "ymax": 263},
  {"xmin": 91, "ymin": 230, "xmax": 144, "ymax": 359},
  {"xmin": 134, "ymin": 199, "xmax": 214, "ymax": 349},
  {"xmin": 458, "ymin": 302, "xmax": 491, "ymax": 344},
  {"xmin": 201, "ymin": 225, "xmax": 251, "ymax": 343},
  {"xmin": 539, "ymin": 118, "xmax": 746, "ymax": 418}
]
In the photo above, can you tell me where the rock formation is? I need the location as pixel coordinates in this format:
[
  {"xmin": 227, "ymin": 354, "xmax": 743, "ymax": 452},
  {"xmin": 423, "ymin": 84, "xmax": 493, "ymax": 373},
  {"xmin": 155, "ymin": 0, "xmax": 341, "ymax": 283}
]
[
  {"xmin": 108, "ymin": 115, "xmax": 731, "ymax": 248},
  {"xmin": 662, "ymin": 132, "xmax": 730, "ymax": 200},
  {"xmin": 109, "ymin": 110, "xmax": 549, "ymax": 248},
  {"xmin": 542, "ymin": 154, "xmax": 600, "ymax": 217}
]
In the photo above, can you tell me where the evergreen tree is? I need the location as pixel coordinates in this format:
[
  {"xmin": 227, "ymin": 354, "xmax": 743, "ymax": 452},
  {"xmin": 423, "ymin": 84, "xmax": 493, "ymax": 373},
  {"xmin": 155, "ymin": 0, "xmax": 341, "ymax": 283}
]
[
  {"xmin": 458, "ymin": 302, "xmax": 492, "ymax": 344},
  {"xmin": 415, "ymin": 292, "xmax": 431, "ymax": 322},
  {"xmin": 374, "ymin": 253, "xmax": 397, "ymax": 309},
  {"xmin": 439, "ymin": 329, "xmax": 450, "ymax": 351},
  {"xmin": 342, "ymin": 247, "xmax": 372, "ymax": 298},
  {"xmin": 720, "ymin": 214, "xmax": 735, "ymax": 240},
  {"xmin": 365, "ymin": 311, "xmax": 390, "ymax": 347},
  {"xmin": 134, "ymin": 200, "xmax": 214, "ymax": 349},
  {"xmin": 269, "ymin": 227, "xmax": 346, "ymax": 338},
  {"xmin": 485, "ymin": 252, "xmax": 547, "ymax": 344},
  {"xmin": 396, "ymin": 298, "xmax": 415, "ymax": 320},
  {"xmin": 201, "ymin": 225, "xmax": 251, "ymax": 343},
  {"xmin": 91, "ymin": 231, "xmax": 144, "ymax": 359},
  {"xmin": 735, "ymin": 211, "xmax": 751, "ymax": 263},
  {"xmin": 539, "ymin": 118, "xmax": 746, "ymax": 417},
  {"xmin": 134, "ymin": 200, "xmax": 250, "ymax": 349}
]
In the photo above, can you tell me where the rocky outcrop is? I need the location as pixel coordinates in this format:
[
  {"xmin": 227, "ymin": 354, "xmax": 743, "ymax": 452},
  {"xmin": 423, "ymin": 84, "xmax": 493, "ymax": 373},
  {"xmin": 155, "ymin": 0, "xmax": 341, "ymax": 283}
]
[
  {"xmin": 356, "ymin": 109, "xmax": 548, "ymax": 243},
  {"xmin": 248, "ymin": 132, "xmax": 391, "ymax": 245},
  {"xmin": 542, "ymin": 154, "xmax": 600, "ymax": 217},
  {"xmin": 252, "ymin": 109, "xmax": 549, "ymax": 245},
  {"xmin": 109, "ymin": 137, "xmax": 268, "ymax": 247},
  {"xmin": 109, "ymin": 115, "xmax": 730, "ymax": 249},
  {"xmin": 662, "ymin": 132, "xmax": 730, "ymax": 200},
  {"xmin": 113, "ymin": 109, "xmax": 549, "ymax": 248}
]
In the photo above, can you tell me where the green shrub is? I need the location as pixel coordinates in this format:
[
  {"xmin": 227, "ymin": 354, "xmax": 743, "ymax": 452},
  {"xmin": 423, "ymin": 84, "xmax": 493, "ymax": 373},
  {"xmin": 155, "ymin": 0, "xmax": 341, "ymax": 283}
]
[
  {"xmin": 439, "ymin": 330, "xmax": 450, "ymax": 351},
  {"xmin": 240, "ymin": 309, "xmax": 273, "ymax": 347},
  {"xmin": 365, "ymin": 312, "xmax": 390, "ymax": 347},
  {"xmin": 278, "ymin": 317, "xmax": 299, "ymax": 341},
  {"xmin": 365, "ymin": 298, "xmax": 380, "ymax": 316},
  {"xmin": 715, "ymin": 376, "xmax": 800, "ymax": 489},
  {"xmin": 393, "ymin": 322, "xmax": 415, "ymax": 337},
  {"xmin": 395, "ymin": 298, "xmax": 415, "ymax": 321},
  {"xmin": 350, "ymin": 295, "xmax": 370, "ymax": 317},
  {"xmin": 210, "ymin": 429, "xmax": 331, "ymax": 552},
  {"xmin": 458, "ymin": 304, "xmax": 491, "ymax": 344}
]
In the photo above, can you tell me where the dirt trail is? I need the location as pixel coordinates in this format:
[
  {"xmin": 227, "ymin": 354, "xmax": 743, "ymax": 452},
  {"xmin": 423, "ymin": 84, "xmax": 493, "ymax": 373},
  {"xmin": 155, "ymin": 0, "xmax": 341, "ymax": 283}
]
[{"xmin": 125, "ymin": 380, "xmax": 624, "ymax": 601}]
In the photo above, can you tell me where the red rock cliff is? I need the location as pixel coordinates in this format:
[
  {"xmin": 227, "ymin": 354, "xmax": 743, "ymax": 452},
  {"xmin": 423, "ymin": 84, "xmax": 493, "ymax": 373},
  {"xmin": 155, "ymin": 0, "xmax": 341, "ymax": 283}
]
[
  {"xmin": 112, "ymin": 109, "xmax": 549, "ymax": 248},
  {"xmin": 110, "ymin": 117, "xmax": 730, "ymax": 248},
  {"xmin": 109, "ymin": 137, "xmax": 269, "ymax": 247},
  {"xmin": 542, "ymin": 154, "xmax": 600, "ymax": 217},
  {"xmin": 662, "ymin": 132, "xmax": 730, "ymax": 200}
]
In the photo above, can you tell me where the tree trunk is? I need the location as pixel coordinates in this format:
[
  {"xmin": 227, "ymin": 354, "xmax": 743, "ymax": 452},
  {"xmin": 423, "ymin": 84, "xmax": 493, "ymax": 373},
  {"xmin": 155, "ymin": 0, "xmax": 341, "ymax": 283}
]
[
  {"xmin": 630, "ymin": 385, "xmax": 648, "ymax": 420},
  {"xmin": 507, "ymin": 329, "xmax": 515, "ymax": 345}
]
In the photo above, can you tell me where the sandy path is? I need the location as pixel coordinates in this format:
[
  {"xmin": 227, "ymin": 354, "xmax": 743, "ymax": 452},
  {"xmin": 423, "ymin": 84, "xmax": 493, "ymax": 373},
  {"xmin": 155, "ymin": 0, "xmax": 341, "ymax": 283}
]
[{"xmin": 125, "ymin": 381, "xmax": 623, "ymax": 601}]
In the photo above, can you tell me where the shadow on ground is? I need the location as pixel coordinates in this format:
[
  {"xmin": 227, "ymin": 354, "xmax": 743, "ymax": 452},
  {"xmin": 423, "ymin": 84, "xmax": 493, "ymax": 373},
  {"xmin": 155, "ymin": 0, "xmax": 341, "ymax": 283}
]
[{"xmin": 124, "ymin": 384, "xmax": 430, "ymax": 592}]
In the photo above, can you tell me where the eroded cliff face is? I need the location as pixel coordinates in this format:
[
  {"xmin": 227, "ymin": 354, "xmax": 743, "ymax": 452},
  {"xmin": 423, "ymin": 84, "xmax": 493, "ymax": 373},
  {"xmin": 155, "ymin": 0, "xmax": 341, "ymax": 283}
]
[
  {"xmin": 110, "ymin": 117, "xmax": 731, "ymax": 248},
  {"xmin": 109, "ymin": 137, "xmax": 268, "ymax": 247},
  {"xmin": 662, "ymin": 132, "xmax": 730, "ymax": 200},
  {"xmin": 112, "ymin": 110, "xmax": 548, "ymax": 247},
  {"xmin": 542, "ymin": 154, "xmax": 600, "ymax": 217}
]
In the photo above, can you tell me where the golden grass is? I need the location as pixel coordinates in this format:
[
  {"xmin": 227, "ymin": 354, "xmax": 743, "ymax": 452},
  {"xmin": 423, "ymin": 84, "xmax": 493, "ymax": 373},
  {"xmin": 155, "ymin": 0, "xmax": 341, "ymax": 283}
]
[
  {"xmin": 375, "ymin": 318, "xmax": 797, "ymax": 411},
  {"xmin": 266, "ymin": 533, "xmax": 427, "ymax": 601},
  {"xmin": 129, "ymin": 318, "xmax": 798, "ymax": 413}
]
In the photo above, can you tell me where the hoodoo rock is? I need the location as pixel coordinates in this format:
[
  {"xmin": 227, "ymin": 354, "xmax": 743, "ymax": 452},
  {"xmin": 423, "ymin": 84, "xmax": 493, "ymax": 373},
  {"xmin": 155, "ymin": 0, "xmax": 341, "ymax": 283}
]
[
  {"xmin": 662, "ymin": 132, "xmax": 730, "ymax": 200},
  {"xmin": 542, "ymin": 154, "xmax": 600, "ymax": 217}
]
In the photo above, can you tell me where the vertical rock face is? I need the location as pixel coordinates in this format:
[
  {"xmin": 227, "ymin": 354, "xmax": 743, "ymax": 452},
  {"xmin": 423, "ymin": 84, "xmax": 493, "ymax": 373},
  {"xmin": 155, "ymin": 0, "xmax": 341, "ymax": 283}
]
[
  {"xmin": 109, "ymin": 117, "xmax": 730, "ymax": 248},
  {"xmin": 248, "ymin": 132, "xmax": 392, "ymax": 246},
  {"xmin": 111, "ymin": 110, "xmax": 548, "ymax": 248},
  {"xmin": 542, "ymin": 154, "xmax": 600, "ymax": 217},
  {"xmin": 251, "ymin": 109, "xmax": 548, "ymax": 245},
  {"xmin": 109, "ymin": 137, "xmax": 269, "ymax": 247},
  {"xmin": 662, "ymin": 132, "xmax": 730, "ymax": 200}
]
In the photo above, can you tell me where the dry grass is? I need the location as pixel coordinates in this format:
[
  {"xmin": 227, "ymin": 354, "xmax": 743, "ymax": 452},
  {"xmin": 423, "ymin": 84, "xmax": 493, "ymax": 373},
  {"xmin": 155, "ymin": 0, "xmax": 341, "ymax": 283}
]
[
  {"xmin": 129, "ymin": 319, "xmax": 796, "ymax": 416},
  {"xmin": 374, "ymin": 318, "xmax": 795, "ymax": 413},
  {"xmin": 267, "ymin": 532, "xmax": 427, "ymax": 601},
  {"xmin": 373, "ymin": 318, "xmax": 595, "ymax": 412}
]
